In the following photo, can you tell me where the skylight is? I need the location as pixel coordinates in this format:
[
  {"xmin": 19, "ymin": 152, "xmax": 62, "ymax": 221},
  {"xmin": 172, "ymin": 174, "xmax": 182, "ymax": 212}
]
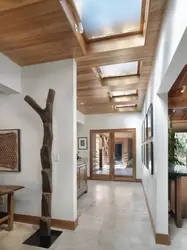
[
  {"xmin": 99, "ymin": 62, "xmax": 138, "ymax": 78},
  {"xmin": 73, "ymin": 0, "xmax": 143, "ymax": 40},
  {"xmin": 115, "ymin": 104, "xmax": 136, "ymax": 108},
  {"xmin": 109, "ymin": 90, "xmax": 137, "ymax": 97}
]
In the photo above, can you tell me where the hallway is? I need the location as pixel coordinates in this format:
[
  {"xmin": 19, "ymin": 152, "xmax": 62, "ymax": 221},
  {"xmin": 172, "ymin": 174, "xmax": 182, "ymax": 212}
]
[{"xmin": 0, "ymin": 181, "xmax": 186, "ymax": 250}]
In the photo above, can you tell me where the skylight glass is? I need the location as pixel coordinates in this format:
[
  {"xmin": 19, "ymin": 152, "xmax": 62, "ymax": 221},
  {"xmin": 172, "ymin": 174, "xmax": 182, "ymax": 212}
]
[
  {"xmin": 73, "ymin": 0, "xmax": 142, "ymax": 39},
  {"xmin": 100, "ymin": 62, "xmax": 138, "ymax": 78},
  {"xmin": 116, "ymin": 104, "xmax": 136, "ymax": 108},
  {"xmin": 110, "ymin": 90, "xmax": 137, "ymax": 97}
]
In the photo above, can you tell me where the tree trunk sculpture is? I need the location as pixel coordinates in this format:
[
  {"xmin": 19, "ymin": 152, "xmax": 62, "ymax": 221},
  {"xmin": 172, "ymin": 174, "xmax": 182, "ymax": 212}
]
[{"xmin": 24, "ymin": 89, "xmax": 55, "ymax": 238}]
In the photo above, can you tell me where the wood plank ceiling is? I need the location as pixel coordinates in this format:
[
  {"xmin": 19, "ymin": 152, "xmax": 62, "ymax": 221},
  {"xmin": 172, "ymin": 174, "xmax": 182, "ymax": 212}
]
[
  {"xmin": 0, "ymin": 0, "xmax": 167, "ymax": 114},
  {"xmin": 169, "ymin": 65, "xmax": 187, "ymax": 121}
]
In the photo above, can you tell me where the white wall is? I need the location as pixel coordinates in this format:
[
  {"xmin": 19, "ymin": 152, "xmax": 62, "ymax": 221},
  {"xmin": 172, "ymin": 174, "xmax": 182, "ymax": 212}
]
[
  {"xmin": 77, "ymin": 111, "xmax": 85, "ymax": 125},
  {"xmin": 0, "ymin": 59, "xmax": 77, "ymax": 221},
  {"xmin": 78, "ymin": 113, "xmax": 141, "ymax": 178},
  {"xmin": 142, "ymin": 0, "xmax": 187, "ymax": 235},
  {"xmin": 0, "ymin": 53, "xmax": 22, "ymax": 93}
]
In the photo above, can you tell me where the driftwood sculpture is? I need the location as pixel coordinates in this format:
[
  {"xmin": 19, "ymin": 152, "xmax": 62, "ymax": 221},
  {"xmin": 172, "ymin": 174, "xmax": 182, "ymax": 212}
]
[{"xmin": 24, "ymin": 89, "xmax": 55, "ymax": 238}]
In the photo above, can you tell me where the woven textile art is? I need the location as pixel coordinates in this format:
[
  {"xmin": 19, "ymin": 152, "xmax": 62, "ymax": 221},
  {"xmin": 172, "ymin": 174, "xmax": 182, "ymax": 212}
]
[{"xmin": 0, "ymin": 130, "xmax": 20, "ymax": 172}]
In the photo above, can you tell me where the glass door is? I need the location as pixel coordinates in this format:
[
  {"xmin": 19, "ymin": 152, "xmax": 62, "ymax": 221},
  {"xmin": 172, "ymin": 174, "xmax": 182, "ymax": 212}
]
[
  {"xmin": 111, "ymin": 130, "xmax": 136, "ymax": 181},
  {"xmin": 90, "ymin": 130, "xmax": 112, "ymax": 180}
]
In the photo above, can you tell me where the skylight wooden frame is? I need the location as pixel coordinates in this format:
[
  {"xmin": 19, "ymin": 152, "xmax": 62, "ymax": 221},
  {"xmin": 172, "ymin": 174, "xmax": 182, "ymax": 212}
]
[
  {"xmin": 68, "ymin": 0, "xmax": 147, "ymax": 43},
  {"xmin": 108, "ymin": 90, "xmax": 138, "ymax": 103},
  {"xmin": 92, "ymin": 61, "xmax": 140, "ymax": 81}
]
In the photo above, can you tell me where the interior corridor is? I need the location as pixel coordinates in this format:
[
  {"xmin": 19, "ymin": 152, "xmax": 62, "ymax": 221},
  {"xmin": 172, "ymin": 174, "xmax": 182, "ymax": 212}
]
[{"xmin": 0, "ymin": 181, "xmax": 186, "ymax": 250}]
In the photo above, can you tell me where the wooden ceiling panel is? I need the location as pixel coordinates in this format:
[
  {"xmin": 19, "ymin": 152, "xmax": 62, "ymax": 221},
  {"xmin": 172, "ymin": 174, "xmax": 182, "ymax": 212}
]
[
  {"xmin": 0, "ymin": 0, "xmax": 43, "ymax": 12},
  {"xmin": 4, "ymin": 38, "xmax": 83, "ymax": 65},
  {"xmin": 168, "ymin": 65, "xmax": 187, "ymax": 110},
  {"xmin": 0, "ymin": 12, "xmax": 71, "ymax": 51},
  {"xmin": 76, "ymin": 47, "xmax": 155, "ymax": 70},
  {"xmin": 0, "ymin": 0, "xmax": 166, "ymax": 114},
  {"xmin": 0, "ymin": 0, "xmax": 84, "ymax": 65}
]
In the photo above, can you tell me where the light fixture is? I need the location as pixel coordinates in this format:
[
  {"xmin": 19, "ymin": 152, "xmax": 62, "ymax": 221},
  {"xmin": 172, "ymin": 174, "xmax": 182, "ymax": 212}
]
[
  {"xmin": 180, "ymin": 86, "xmax": 186, "ymax": 93},
  {"xmin": 80, "ymin": 102, "xmax": 84, "ymax": 105},
  {"xmin": 74, "ymin": 23, "xmax": 84, "ymax": 34},
  {"xmin": 173, "ymin": 109, "xmax": 176, "ymax": 112}
]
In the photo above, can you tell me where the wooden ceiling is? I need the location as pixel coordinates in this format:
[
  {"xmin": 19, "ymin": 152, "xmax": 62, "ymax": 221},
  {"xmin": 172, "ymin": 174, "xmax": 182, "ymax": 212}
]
[
  {"xmin": 0, "ymin": 0, "xmax": 167, "ymax": 114},
  {"xmin": 169, "ymin": 65, "xmax": 187, "ymax": 121}
]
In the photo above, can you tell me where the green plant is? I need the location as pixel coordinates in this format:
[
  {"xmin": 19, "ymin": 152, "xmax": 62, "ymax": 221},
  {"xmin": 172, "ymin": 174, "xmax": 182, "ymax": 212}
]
[
  {"xmin": 127, "ymin": 158, "xmax": 133, "ymax": 168},
  {"xmin": 168, "ymin": 130, "xmax": 185, "ymax": 165}
]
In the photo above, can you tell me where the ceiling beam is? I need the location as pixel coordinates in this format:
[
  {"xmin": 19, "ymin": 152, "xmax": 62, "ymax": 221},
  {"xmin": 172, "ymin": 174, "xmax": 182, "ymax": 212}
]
[
  {"xmin": 87, "ymin": 34, "xmax": 145, "ymax": 54},
  {"xmin": 76, "ymin": 46, "xmax": 154, "ymax": 69},
  {"xmin": 101, "ymin": 75, "xmax": 140, "ymax": 87},
  {"xmin": 59, "ymin": 0, "xmax": 87, "ymax": 55}
]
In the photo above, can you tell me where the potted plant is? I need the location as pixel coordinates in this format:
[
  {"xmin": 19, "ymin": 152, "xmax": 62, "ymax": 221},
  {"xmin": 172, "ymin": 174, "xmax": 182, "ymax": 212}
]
[{"xmin": 168, "ymin": 129, "xmax": 184, "ymax": 171}]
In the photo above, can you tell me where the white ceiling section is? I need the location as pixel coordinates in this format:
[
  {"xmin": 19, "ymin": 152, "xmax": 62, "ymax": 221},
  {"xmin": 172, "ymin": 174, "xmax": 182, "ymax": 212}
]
[
  {"xmin": 100, "ymin": 61, "xmax": 138, "ymax": 78},
  {"xmin": 73, "ymin": 0, "xmax": 142, "ymax": 39}
]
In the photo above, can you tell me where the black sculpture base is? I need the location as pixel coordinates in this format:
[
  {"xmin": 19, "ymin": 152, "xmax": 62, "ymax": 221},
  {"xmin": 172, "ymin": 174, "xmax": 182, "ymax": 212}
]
[{"xmin": 23, "ymin": 229, "xmax": 62, "ymax": 249}]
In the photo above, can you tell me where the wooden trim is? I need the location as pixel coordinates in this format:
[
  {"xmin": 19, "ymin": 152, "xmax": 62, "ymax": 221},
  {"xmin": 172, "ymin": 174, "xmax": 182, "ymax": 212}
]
[
  {"xmin": 0, "ymin": 214, "xmax": 9, "ymax": 224},
  {"xmin": 14, "ymin": 214, "xmax": 78, "ymax": 231},
  {"xmin": 142, "ymin": 182, "xmax": 170, "ymax": 246},
  {"xmin": 140, "ymin": 0, "xmax": 146, "ymax": 32},
  {"xmin": 113, "ymin": 178, "xmax": 142, "ymax": 183},
  {"xmin": 60, "ymin": 0, "xmax": 87, "ymax": 55},
  {"xmin": 155, "ymin": 234, "xmax": 170, "ymax": 246},
  {"xmin": 91, "ymin": 175, "xmax": 111, "ymax": 181}
]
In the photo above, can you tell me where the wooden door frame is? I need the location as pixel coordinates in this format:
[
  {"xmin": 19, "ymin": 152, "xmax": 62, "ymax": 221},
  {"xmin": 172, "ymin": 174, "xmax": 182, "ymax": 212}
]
[
  {"xmin": 90, "ymin": 129, "xmax": 112, "ymax": 181},
  {"xmin": 111, "ymin": 128, "xmax": 136, "ymax": 181},
  {"xmin": 90, "ymin": 128, "xmax": 136, "ymax": 181}
]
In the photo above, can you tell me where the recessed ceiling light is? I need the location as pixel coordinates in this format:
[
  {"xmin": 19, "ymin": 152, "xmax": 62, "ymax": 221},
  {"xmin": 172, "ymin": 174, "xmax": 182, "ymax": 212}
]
[{"xmin": 80, "ymin": 102, "xmax": 84, "ymax": 105}]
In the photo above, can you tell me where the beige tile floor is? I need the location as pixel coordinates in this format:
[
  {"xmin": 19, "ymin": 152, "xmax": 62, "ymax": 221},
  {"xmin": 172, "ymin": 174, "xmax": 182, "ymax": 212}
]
[{"xmin": 0, "ymin": 181, "xmax": 187, "ymax": 250}]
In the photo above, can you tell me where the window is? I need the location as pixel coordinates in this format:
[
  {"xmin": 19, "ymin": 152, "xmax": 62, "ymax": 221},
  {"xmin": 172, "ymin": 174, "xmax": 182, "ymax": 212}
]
[
  {"xmin": 73, "ymin": 0, "xmax": 144, "ymax": 40},
  {"xmin": 100, "ymin": 61, "xmax": 138, "ymax": 78}
]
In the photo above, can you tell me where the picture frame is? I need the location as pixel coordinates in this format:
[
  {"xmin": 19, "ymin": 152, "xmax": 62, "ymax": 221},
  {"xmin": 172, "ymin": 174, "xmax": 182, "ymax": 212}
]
[
  {"xmin": 141, "ymin": 145, "xmax": 144, "ymax": 163},
  {"xmin": 147, "ymin": 142, "xmax": 154, "ymax": 175},
  {"xmin": 147, "ymin": 103, "xmax": 153, "ymax": 139},
  {"xmin": 0, "ymin": 129, "xmax": 21, "ymax": 172},
  {"xmin": 78, "ymin": 137, "xmax": 88, "ymax": 150},
  {"xmin": 143, "ymin": 144, "xmax": 145, "ymax": 166},
  {"xmin": 145, "ymin": 114, "xmax": 148, "ymax": 141}
]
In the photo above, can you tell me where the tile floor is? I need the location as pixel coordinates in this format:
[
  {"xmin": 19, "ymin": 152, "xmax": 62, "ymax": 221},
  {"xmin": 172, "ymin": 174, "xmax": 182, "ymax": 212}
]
[{"xmin": 0, "ymin": 181, "xmax": 187, "ymax": 250}]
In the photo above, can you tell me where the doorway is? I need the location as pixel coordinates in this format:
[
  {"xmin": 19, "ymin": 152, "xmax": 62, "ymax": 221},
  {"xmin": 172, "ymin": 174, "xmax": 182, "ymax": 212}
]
[{"xmin": 90, "ymin": 129, "xmax": 136, "ymax": 181}]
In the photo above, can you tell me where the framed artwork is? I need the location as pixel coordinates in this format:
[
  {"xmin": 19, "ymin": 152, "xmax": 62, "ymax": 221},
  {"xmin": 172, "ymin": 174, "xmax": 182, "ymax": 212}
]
[
  {"xmin": 0, "ymin": 129, "xmax": 21, "ymax": 172},
  {"xmin": 141, "ymin": 145, "xmax": 144, "ymax": 163},
  {"xmin": 147, "ymin": 142, "xmax": 154, "ymax": 175},
  {"xmin": 147, "ymin": 103, "xmax": 153, "ymax": 139},
  {"xmin": 78, "ymin": 137, "xmax": 88, "ymax": 150},
  {"xmin": 143, "ymin": 144, "xmax": 146, "ymax": 166},
  {"xmin": 142, "ymin": 119, "xmax": 145, "ymax": 142},
  {"xmin": 145, "ymin": 115, "xmax": 148, "ymax": 141}
]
